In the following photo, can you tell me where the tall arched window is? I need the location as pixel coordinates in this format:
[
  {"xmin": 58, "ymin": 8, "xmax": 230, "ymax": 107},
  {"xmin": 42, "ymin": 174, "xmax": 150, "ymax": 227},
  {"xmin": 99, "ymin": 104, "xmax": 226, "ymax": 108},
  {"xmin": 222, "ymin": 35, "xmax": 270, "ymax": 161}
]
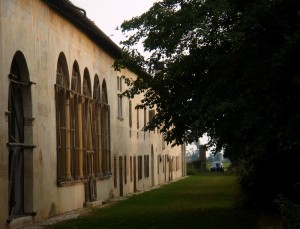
[
  {"xmin": 83, "ymin": 68, "xmax": 98, "ymax": 202},
  {"xmin": 101, "ymin": 80, "xmax": 111, "ymax": 175},
  {"xmin": 8, "ymin": 51, "xmax": 34, "ymax": 221},
  {"xmin": 93, "ymin": 75, "xmax": 101, "ymax": 177},
  {"xmin": 82, "ymin": 68, "xmax": 93, "ymax": 178},
  {"xmin": 55, "ymin": 53, "xmax": 70, "ymax": 183},
  {"xmin": 70, "ymin": 61, "xmax": 82, "ymax": 180}
]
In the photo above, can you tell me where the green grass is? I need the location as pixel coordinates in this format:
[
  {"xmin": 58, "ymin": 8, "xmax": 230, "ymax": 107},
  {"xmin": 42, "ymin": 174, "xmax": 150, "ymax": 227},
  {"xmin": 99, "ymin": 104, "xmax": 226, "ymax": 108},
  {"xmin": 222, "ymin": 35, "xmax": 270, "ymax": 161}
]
[{"xmin": 50, "ymin": 173, "xmax": 282, "ymax": 229}]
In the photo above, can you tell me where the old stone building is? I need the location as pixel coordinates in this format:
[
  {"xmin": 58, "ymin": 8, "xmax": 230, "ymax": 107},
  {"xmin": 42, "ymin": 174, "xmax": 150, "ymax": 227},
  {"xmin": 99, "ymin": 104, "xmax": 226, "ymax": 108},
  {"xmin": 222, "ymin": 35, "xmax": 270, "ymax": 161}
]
[{"xmin": 0, "ymin": 0, "xmax": 186, "ymax": 228}]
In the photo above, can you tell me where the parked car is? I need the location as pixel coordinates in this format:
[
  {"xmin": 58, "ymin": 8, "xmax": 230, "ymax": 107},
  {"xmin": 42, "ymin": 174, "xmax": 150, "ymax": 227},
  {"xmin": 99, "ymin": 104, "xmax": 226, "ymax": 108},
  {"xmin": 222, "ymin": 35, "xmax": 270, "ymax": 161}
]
[{"xmin": 210, "ymin": 161, "xmax": 224, "ymax": 172}]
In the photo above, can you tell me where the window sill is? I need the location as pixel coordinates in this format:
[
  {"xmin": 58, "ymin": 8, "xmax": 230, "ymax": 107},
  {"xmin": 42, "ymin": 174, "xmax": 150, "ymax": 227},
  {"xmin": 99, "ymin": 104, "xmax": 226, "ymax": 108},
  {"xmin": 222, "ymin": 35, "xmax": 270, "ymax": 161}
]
[
  {"xmin": 117, "ymin": 117, "xmax": 124, "ymax": 121},
  {"xmin": 58, "ymin": 179, "xmax": 86, "ymax": 187},
  {"xmin": 58, "ymin": 174, "xmax": 112, "ymax": 187}
]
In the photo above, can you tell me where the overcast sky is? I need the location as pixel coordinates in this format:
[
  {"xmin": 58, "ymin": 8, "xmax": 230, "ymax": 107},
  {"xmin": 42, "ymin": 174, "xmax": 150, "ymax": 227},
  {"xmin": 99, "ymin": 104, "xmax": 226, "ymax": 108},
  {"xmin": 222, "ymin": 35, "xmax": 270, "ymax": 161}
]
[{"xmin": 70, "ymin": 0, "xmax": 157, "ymax": 46}]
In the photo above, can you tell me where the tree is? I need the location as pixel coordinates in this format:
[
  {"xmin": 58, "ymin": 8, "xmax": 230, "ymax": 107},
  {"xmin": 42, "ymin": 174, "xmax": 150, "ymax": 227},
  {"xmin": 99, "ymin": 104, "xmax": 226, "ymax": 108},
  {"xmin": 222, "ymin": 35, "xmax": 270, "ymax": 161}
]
[{"xmin": 114, "ymin": 0, "xmax": 300, "ymax": 208}]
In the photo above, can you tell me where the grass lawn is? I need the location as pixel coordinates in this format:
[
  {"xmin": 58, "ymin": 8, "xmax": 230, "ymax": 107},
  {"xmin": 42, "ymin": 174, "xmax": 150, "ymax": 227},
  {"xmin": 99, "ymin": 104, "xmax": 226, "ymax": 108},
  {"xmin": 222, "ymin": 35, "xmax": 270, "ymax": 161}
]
[{"xmin": 50, "ymin": 173, "xmax": 282, "ymax": 229}]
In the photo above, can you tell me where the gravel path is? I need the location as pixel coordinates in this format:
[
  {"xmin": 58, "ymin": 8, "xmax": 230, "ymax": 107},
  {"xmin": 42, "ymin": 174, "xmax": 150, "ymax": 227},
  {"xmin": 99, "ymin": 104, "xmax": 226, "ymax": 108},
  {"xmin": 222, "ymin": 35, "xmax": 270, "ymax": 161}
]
[
  {"xmin": 21, "ymin": 199, "xmax": 122, "ymax": 229},
  {"xmin": 21, "ymin": 207, "xmax": 90, "ymax": 229},
  {"xmin": 21, "ymin": 185, "xmax": 165, "ymax": 228}
]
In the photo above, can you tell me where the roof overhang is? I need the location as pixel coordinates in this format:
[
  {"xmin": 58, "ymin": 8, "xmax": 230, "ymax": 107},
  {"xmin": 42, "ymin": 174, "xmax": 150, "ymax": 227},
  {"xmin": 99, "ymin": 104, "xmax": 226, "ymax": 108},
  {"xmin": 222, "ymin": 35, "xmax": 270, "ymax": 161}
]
[{"xmin": 42, "ymin": 0, "xmax": 122, "ymax": 59}]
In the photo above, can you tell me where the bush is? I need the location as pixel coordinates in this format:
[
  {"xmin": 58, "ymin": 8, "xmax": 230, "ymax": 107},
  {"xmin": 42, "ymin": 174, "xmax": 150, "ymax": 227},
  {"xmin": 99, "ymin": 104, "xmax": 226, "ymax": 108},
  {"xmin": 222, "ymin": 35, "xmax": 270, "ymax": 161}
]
[
  {"xmin": 274, "ymin": 195, "xmax": 300, "ymax": 229},
  {"xmin": 186, "ymin": 167, "xmax": 199, "ymax": 175},
  {"xmin": 187, "ymin": 162, "xmax": 199, "ymax": 175}
]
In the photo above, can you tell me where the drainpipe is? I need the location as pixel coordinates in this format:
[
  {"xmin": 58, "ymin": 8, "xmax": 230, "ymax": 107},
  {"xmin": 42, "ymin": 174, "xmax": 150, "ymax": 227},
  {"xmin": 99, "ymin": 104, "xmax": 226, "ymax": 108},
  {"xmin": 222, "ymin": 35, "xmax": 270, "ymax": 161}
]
[{"xmin": 71, "ymin": 4, "xmax": 86, "ymax": 17}]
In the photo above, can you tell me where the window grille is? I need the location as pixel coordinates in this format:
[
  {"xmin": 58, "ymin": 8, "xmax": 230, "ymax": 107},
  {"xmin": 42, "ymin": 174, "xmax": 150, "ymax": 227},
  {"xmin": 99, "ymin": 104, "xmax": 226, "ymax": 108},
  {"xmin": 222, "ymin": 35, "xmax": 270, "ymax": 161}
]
[
  {"xmin": 55, "ymin": 61, "xmax": 111, "ymax": 187},
  {"xmin": 55, "ymin": 61, "xmax": 71, "ymax": 183}
]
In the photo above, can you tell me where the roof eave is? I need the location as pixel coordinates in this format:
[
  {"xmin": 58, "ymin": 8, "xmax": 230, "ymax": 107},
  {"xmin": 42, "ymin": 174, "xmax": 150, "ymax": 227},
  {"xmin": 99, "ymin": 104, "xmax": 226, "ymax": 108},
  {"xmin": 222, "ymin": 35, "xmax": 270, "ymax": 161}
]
[{"xmin": 42, "ymin": 0, "xmax": 122, "ymax": 59}]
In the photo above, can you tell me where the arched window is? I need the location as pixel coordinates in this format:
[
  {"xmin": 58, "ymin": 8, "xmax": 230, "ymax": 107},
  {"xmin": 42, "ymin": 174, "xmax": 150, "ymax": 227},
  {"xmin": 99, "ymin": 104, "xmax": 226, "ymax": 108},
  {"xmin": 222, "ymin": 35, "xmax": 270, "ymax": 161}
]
[
  {"xmin": 82, "ymin": 68, "xmax": 94, "ymax": 177},
  {"xmin": 71, "ymin": 61, "xmax": 81, "ymax": 92},
  {"xmin": 8, "ymin": 51, "xmax": 34, "ymax": 221},
  {"xmin": 55, "ymin": 53, "xmax": 71, "ymax": 183},
  {"xmin": 93, "ymin": 75, "xmax": 101, "ymax": 177},
  {"xmin": 82, "ymin": 68, "xmax": 97, "ymax": 202},
  {"xmin": 101, "ymin": 80, "xmax": 111, "ymax": 175},
  {"xmin": 70, "ymin": 61, "xmax": 82, "ymax": 180}
]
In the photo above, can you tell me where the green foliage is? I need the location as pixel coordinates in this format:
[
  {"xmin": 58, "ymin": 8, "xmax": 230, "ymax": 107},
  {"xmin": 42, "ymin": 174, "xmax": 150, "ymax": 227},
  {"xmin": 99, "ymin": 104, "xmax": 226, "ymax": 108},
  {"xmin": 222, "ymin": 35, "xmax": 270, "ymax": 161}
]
[
  {"xmin": 186, "ymin": 165, "xmax": 199, "ymax": 175},
  {"xmin": 114, "ymin": 0, "xmax": 300, "ymax": 208},
  {"xmin": 187, "ymin": 159, "xmax": 206, "ymax": 174},
  {"xmin": 274, "ymin": 195, "xmax": 300, "ymax": 229}
]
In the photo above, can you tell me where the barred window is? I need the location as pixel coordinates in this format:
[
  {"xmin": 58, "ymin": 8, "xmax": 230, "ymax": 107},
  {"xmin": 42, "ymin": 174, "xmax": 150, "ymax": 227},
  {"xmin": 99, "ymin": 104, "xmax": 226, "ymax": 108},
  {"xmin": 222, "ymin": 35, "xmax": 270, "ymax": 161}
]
[
  {"xmin": 55, "ymin": 55, "xmax": 111, "ymax": 186},
  {"xmin": 93, "ymin": 75, "xmax": 102, "ymax": 177},
  {"xmin": 70, "ymin": 61, "xmax": 82, "ymax": 180},
  {"xmin": 82, "ymin": 68, "xmax": 94, "ymax": 181},
  {"xmin": 102, "ymin": 80, "xmax": 111, "ymax": 176},
  {"xmin": 55, "ymin": 53, "xmax": 71, "ymax": 183}
]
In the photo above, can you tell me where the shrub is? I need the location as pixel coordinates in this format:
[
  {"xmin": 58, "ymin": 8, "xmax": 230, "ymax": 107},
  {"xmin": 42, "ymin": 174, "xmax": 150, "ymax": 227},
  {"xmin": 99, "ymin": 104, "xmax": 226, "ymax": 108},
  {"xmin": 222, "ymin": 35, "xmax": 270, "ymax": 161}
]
[{"xmin": 274, "ymin": 195, "xmax": 300, "ymax": 229}]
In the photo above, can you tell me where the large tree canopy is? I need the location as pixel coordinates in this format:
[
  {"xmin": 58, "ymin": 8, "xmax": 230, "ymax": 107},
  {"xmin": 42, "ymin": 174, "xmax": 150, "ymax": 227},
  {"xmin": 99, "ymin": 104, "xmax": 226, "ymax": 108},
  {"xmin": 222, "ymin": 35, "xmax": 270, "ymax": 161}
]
[{"xmin": 114, "ymin": 0, "xmax": 300, "ymax": 208}]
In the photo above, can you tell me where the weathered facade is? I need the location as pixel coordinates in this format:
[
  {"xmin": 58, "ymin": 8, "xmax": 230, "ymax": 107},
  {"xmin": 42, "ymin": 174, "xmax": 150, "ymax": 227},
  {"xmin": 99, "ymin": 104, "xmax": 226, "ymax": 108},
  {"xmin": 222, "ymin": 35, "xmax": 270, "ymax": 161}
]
[{"xmin": 0, "ymin": 0, "xmax": 186, "ymax": 228}]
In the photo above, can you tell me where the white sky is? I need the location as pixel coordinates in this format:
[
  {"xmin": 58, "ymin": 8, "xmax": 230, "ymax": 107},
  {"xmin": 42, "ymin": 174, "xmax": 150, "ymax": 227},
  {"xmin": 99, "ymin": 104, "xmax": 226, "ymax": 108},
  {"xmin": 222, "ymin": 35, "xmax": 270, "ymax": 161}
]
[{"xmin": 70, "ymin": 0, "xmax": 157, "ymax": 46}]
